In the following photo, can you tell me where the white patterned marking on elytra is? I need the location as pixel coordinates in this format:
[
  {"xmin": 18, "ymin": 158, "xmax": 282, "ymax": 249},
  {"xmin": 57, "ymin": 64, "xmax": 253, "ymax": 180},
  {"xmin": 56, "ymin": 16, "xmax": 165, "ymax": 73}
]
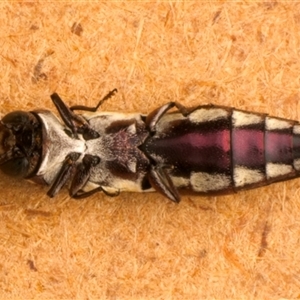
[
  {"xmin": 266, "ymin": 163, "xmax": 293, "ymax": 178},
  {"xmin": 233, "ymin": 166, "xmax": 265, "ymax": 187},
  {"xmin": 170, "ymin": 176, "xmax": 190, "ymax": 188},
  {"xmin": 293, "ymin": 125, "xmax": 300, "ymax": 135},
  {"xmin": 191, "ymin": 172, "xmax": 231, "ymax": 192},
  {"xmin": 232, "ymin": 110, "xmax": 264, "ymax": 127},
  {"xmin": 294, "ymin": 159, "xmax": 300, "ymax": 171},
  {"xmin": 189, "ymin": 108, "xmax": 229, "ymax": 123},
  {"xmin": 266, "ymin": 117, "xmax": 292, "ymax": 131}
]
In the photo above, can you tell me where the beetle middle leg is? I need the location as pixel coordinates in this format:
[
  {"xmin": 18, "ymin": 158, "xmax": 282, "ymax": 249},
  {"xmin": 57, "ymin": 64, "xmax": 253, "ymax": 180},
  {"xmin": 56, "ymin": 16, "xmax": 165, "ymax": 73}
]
[
  {"xmin": 70, "ymin": 153, "xmax": 121, "ymax": 199},
  {"xmin": 69, "ymin": 154, "xmax": 100, "ymax": 197}
]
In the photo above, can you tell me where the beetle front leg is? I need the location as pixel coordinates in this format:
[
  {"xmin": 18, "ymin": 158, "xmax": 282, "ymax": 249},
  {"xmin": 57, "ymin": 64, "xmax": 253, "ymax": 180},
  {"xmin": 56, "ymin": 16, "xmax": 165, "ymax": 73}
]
[
  {"xmin": 50, "ymin": 93, "xmax": 100, "ymax": 140},
  {"xmin": 47, "ymin": 152, "xmax": 81, "ymax": 197}
]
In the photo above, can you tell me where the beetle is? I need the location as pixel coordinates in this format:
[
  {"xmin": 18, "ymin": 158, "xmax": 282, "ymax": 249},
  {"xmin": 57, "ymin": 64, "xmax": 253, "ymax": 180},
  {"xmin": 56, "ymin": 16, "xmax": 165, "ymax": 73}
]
[{"xmin": 0, "ymin": 89, "xmax": 299, "ymax": 202}]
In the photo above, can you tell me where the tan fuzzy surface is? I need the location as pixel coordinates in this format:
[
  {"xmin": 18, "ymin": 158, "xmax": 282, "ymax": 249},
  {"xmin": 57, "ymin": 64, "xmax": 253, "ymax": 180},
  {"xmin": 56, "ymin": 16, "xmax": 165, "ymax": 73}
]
[{"xmin": 0, "ymin": 1, "xmax": 300, "ymax": 299}]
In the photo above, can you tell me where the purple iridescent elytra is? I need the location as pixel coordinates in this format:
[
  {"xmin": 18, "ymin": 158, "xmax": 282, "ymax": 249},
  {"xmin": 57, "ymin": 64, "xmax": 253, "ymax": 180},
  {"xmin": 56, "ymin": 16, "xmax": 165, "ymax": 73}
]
[{"xmin": 0, "ymin": 90, "xmax": 299, "ymax": 202}]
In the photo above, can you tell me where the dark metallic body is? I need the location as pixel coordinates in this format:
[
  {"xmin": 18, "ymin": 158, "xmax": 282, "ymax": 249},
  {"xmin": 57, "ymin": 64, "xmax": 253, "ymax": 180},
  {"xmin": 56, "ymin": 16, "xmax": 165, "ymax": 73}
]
[{"xmin": 0, "ymin": 90, "xmax": 299, "ymax": 202}]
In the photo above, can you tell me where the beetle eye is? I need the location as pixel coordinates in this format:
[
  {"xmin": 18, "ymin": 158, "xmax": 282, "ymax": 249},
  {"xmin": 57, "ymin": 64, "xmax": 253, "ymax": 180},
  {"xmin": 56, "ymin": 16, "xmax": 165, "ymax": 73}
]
[
  {"xmin": 2, "ymin": 111, "xmax": 31, "ymax": 131},
  {"xmin": 0, "ymin": 157, "xmax": 29, "ymax": 177}
]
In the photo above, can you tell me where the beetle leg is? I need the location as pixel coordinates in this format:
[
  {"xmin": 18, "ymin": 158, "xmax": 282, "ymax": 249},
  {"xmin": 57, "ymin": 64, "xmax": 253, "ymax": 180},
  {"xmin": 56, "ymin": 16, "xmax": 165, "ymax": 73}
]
[
  {"xmin": 70, "ymin": 154, "xmax": 100, "ymax": 197},
  {"xmin": 51, "ymin": 93, "xmax": 86, "ymax": 136},
  {"xmin": 72, "ymin": 186, "xmax": 120, "ymax": 200},
  {"xmin": 101, "ymin": 187, "xmax": 120, "ymax": 197},
  {"xmin": 146, "ymin": 102, "xmax": 190, "ymax": 132},
  {"xmin": 50, "ymin": 93, "xmax": 100, "ymax": 140},
  {"xmin": 70, "ymin": 154, "xmax": 121, "ymax": 199},
  {"xmin": 72, "ymin": 186, "xmax": 104, "ymax": 199},
  {"xmin": 47, "ymin": 152, "xmax": 80, "ymax": 197},
  {"xmin": 148, "ymin": 165, "xmax": 180, "ymax": 203},
  {"xmin": 69, "ymin": 89, "xmax": 118, "ymax": 112}
]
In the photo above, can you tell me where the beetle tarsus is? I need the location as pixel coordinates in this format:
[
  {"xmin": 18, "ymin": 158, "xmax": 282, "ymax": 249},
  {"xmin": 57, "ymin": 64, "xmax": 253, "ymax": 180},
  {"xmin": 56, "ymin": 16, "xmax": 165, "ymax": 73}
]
[
  {"xmin": 101, "ymin": 187, "xmax": 120, "ymax": 197},
  {"xmin": 69, "ymin": 88, "xmax": 118, "ymax": 112},
  {"xmin": 72, "ymin": 186, "xmax": 120, "ymax": 199},
  {"xmin": 72, "ymin": 186, "xmax": 104, "ymax": 199}
]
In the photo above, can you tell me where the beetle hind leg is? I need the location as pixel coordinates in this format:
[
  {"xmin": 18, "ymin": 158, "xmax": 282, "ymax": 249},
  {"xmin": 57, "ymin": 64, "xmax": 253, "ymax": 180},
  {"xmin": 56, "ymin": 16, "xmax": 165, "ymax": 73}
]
[
  {"xmin": 148, "ymin": 165, "xmax": 180, "ymax": 203},
  {"xmin": 145, "ymin": 102, "xmax": 191, "ymax": 132}
]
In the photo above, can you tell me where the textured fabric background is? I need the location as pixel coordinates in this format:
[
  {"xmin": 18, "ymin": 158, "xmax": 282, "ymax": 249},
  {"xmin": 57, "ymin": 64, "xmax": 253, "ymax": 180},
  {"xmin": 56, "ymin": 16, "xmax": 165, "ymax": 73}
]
[{"xmin": 0, "ymin": 1, "xmax": 300, "ymax": 298}]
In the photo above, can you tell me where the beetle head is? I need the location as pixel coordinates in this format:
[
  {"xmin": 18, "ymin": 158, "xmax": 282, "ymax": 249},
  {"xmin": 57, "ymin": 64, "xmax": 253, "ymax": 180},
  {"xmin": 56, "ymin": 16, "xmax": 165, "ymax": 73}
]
[{"xmin": 0, "ymin": 111, "xmax": 42, "ymax": 178}]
